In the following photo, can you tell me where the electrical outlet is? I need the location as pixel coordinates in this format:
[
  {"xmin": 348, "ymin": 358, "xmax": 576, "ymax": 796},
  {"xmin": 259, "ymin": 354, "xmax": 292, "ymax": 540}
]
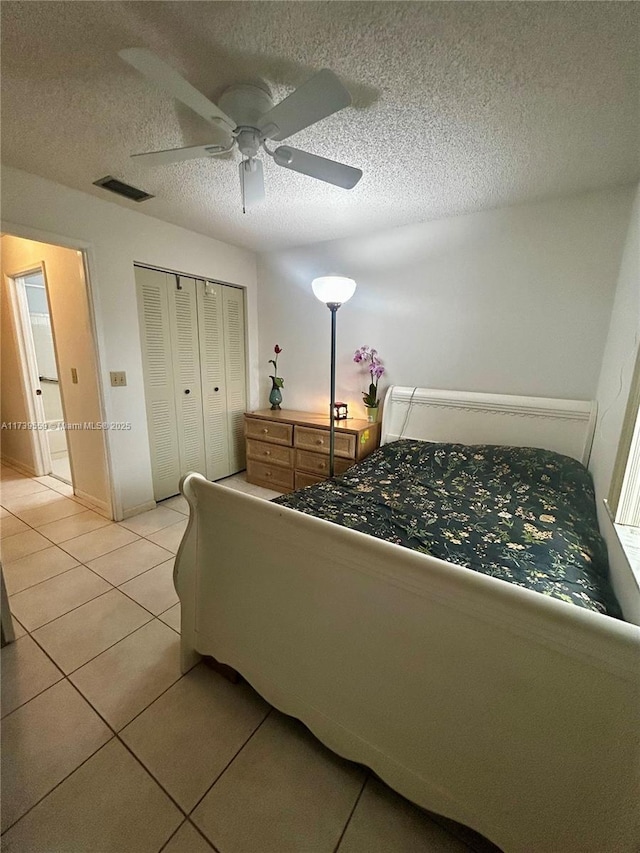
[{"xmin": 110, "ymin": 371, "xmax": 127, "ymax": 387}]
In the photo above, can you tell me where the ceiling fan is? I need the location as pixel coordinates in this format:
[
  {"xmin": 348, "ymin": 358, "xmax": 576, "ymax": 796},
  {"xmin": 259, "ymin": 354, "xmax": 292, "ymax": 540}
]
[{"xmin": 119, "ymin": 48, "xmax": 363, "ymax": 212}]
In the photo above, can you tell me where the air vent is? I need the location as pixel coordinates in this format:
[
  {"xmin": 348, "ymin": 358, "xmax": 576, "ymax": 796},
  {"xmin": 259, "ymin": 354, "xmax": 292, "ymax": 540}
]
[{"xmin": 93, "ymin": 176, "xmax": 154, "ymax": 202}]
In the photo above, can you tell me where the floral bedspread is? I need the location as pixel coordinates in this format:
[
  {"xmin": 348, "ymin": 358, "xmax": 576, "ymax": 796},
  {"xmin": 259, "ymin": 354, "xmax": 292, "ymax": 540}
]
[{"xmin": 273, "ymin": 440, "xmax": 622, "ymax": 618}]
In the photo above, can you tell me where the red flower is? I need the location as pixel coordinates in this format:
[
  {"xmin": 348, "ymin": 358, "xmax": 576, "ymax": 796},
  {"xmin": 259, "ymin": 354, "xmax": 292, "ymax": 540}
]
[{"xmin": 274, "ymin": 344, "xmax": 282, "ymax": 354}]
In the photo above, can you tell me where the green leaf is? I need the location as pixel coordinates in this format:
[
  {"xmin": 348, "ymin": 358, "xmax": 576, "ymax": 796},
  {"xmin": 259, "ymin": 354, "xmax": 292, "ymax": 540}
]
[{"xmin": 275, "ymin": 377, "xmax": 284, "ymax": 388}]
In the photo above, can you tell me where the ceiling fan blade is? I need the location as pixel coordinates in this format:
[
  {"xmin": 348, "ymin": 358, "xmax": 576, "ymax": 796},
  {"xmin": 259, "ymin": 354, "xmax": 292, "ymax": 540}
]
[
  {"xmin": 273, "ymin": 146, "xmax": 362, "ymax": 189},
  {"xmin": 132, "ymin": 142, "xmax": 234, "ymax": 167},
  {"xmin": 239, "ymin": 158, "xmax": 265, "ymax": 213},
  {"xmin": 257, "ymin": 69, "xmax": 351, "ymax": 141},
  {"xmin": 119, "ymin": 48, "xmax": 235, "ymax": 131}
]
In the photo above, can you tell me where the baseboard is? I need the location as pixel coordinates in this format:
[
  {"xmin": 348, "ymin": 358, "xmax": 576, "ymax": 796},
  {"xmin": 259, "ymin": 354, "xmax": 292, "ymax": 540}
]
[
  {"xmin": 0, "ymin": 455, "xmax": 39, "ymax": 477},
  {"xmin": 72, "ymin": 489, "xmax": 112, "ymax": 519},
  {"xmin": 121, "ymin": 499, "xmax": 157, "ymax": 520}
]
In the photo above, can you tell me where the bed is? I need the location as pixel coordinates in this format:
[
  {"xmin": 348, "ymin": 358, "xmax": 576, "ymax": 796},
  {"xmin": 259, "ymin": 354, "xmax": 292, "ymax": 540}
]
[{"xmin": 175, "ymin": 386, "xmax": 640, "ymax": 853}]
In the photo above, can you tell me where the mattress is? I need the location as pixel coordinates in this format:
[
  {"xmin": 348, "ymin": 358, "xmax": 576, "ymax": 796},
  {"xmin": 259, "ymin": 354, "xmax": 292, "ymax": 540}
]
[{"xmin": 274, "ymin": 440, "xmax": 622, "ymax": 619}]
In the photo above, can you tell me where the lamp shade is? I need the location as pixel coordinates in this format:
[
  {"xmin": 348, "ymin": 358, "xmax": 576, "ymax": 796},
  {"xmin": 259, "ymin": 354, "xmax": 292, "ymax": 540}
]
[{"xmin": 311, "ymin": 276, "xmax": 356, "ymax": 305}]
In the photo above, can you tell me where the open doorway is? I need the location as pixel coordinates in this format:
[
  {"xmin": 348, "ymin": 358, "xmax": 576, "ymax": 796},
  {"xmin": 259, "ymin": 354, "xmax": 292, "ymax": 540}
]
[
  {"xmin": 14, "ymin": 267, "xmax": 72, "ymax": 484},
  {"xmin": 1, "ymin": 234, "xmax": 112, "ymax": 518}
]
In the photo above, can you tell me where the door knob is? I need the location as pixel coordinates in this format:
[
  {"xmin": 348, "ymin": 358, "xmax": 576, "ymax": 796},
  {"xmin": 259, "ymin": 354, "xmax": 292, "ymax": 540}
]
[{"xmin": 36, "ymin": 389, "xmax": 42, "ymax": 396}]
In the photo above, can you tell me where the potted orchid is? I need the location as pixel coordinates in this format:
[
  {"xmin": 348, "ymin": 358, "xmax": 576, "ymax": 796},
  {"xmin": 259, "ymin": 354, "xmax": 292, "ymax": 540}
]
[
  {"xmin": 268, "ymin": 344, "xmax": 284, "ymax": 410},
  {"xmin": 354, "ymin": 346, "xmax": 385, "ymax": 422}
]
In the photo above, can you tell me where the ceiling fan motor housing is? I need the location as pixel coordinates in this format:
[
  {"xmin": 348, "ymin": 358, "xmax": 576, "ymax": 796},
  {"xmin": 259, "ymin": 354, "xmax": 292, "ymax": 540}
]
[{"xmin": 218, "ymin": 82, "xmax": 274, "ymax": 129}]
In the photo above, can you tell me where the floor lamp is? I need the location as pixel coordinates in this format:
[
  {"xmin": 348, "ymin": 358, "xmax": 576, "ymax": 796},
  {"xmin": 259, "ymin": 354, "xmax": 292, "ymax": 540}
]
[{"xmin": 311, "ymin": 276, "xmax": 357, "ymax": 477}]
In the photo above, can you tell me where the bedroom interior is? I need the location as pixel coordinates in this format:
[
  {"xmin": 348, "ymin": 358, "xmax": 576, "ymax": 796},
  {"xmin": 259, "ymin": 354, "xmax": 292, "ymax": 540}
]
[{"xmin": 1, "ymin": 2, "xmax": 639, "ymax": 852}]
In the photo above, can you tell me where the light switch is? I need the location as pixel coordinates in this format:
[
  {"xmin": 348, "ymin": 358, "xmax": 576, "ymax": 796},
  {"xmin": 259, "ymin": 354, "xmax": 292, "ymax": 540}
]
[
  {"xmin": 110, "ymin": 371, "xmax": 127, "ymax": 387},
  {"xmin": 71, "ymin": 368, "xmax": 78, "ymax": 384}
]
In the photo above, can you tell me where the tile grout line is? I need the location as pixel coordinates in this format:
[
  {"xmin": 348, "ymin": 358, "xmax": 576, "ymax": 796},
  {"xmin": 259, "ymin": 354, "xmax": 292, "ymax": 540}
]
[
  {"xmin": 0, "ymin": 665, "xmax": 66, "ymax": 723},
  {"xmin": 10, "ymin": 574, "xmax": 118, "ymax": 633},
  {"xmin": 155, "ymin": 817, "xmax": 221, "ymax": 853},
  {"xmin": 104, "ymin": 645, "xmax": 200, "ymax": 734},
  {"xmin": 187, "ymin": 707, "xmax": 274, "ymax": 820},
  {"xmin": 155, "ymin": 819, "xmax": 188, "ymax": 853},
  {"xmin": 27, "ymin": 604, "xmax": 155, "ymax": 678},
  {"xmin": 0, "ymin": 729, "xmax": 115, "ymax": 836},
  {"xmin": 331, "ymin": 772, "xmax": 369, "ymax": 853},
  {"xmin": 5, "ymin": 544, "xmax": 175, "ymax": 601},
  {"xmin": 6, "ymin": 561, "xmax": 84, "ymax": 598},
  {"xmin": 6, "ymin": 531, "xmax": 177, "ymax": 608},
  {"xmin": 186, "ymin": 818, "xmax": 223, "ymax": 853},
  {"xmin": 2, "ymin": 654, "xmax": 197, "ymax": 838}
]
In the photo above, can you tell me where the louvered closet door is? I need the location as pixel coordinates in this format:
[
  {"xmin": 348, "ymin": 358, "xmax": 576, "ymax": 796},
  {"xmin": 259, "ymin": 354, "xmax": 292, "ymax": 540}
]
[
  {"xmin": 135, "ymin": 267, "xmax": 181, "ymax": 500},
  {"xmin": 168, "ymin": 277, "xmax": 207, "ymax": 477},
  {"xmin": 197, "ymin": 281, "xmax": 230, "ymax": 481},
  {"xmin": 222, "ymin": 285, "xmax": 247, "ymax": 473}
]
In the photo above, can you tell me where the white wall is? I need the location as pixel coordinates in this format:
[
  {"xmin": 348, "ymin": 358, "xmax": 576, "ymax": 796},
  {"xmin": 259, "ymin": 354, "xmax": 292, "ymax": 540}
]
[
  {"xmin": 1, "ymin": 166, "xmax": 258, "ymax": 518},
  {"xmin": 590, "ymin": 182, "xmax": 640, "ymax": 623},
  {"xmin": 257, "ymin": 187, "xmax": 634, "ymax": 417}
]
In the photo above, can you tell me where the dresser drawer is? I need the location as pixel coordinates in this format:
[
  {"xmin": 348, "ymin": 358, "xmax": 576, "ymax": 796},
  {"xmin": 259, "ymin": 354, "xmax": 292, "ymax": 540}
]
[
  {"xmin": 295, "ymin": 471, "xmax": 326, "ymax": 490},
  {"xmin": 246, "ymin": 439, "xmax": 293, "ymax": 468},
  {"xmin": 246, "ymin": 460, "xmax": 294, "ymax": 491},
  {"xmin": 245, "ymin": 417, "xmax": 293, "ymax": 446},
  {"xmin": 295, "ymin": 450, "xmax": 352, "ymax": 477},
  {"xmin": 294, "ymin": 426, "xmax": 356, "ymax": 459}
]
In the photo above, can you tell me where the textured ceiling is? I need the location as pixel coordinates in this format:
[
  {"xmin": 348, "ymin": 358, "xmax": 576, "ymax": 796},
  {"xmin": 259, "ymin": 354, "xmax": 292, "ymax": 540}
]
[{"xmin": 1, "ymin": 1, "xmax": 639, "ymax": 251}]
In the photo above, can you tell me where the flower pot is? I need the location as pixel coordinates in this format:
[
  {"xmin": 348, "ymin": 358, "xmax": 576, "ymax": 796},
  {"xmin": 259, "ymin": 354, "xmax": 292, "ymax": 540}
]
[
  {"xmin": 269, "ymin": 377, "xmax": 283, "ymax": 410},
  {"xmin": 366, "ymin": 406, "xmax": 378, "ymax": 423}
]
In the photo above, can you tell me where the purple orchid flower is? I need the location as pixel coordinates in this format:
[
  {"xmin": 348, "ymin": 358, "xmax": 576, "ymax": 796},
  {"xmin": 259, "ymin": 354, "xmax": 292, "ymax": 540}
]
[{"xmin": 353, "ymin": 345, "xmax": 386, "ymax": 409}]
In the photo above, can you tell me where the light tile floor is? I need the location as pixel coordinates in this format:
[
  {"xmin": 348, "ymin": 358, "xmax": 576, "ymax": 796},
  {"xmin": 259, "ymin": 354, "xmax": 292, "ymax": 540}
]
[{"xmin": 1, "ymin": 466, "xmax": 502, "ymax": 852}]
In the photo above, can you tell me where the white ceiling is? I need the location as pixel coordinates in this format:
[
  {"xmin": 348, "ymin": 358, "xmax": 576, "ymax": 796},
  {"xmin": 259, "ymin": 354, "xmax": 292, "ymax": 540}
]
[{"xmin": 1, "ymin": 1, "xmax": 638, "ymax": 252}]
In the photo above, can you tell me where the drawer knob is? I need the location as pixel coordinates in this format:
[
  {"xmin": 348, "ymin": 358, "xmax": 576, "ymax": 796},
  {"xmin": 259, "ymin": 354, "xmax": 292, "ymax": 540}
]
[
  {"xmin": 316, "ymin": 439, "xmax": 324, "ymax": 445},
  {"xmin": 262, "ymin": 428, "xmax": 269, "ymax": 434},
  {"xmin": 265, "ymin": 450, "xmax": 271, "ymax": 456},
  {"xmin": 265, "ymin": 471, "xmax": 272, "ymax": 477},
  {"xmin": 320, "ymin": 462, "xmax": 326, "ymax": 470}
]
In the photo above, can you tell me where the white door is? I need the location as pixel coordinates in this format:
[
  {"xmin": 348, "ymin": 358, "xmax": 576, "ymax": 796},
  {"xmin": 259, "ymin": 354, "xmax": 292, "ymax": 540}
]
[
  {"xmin": 168, "ymin": 276, "xmax": 207, "ymax": 477},
  {"xmin": 197, "ymin": 281, "xmax": 230, "ymax": 481},
  {"xmin": 136, "ymin": 267, "xmax": 182, "ymax": 500},
  {"xmin": 197, "ymin": 281, "xmax": 247, "ymax": 479},
  {"xmin": 222, "ymin": 284, "xmax": 247, "ymax": 473}
]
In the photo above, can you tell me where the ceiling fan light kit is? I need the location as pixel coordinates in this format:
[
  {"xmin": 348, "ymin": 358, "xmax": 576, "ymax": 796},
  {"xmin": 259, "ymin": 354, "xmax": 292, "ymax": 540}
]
[{"xmin": 119, "ymin": 48, "xmax": 363, "ymax": 212}]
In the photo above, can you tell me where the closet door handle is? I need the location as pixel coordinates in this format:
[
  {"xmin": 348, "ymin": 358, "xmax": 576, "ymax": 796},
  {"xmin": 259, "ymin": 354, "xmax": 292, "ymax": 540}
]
[
  {"xmin": 214, "ymin": 387, "xmax": 219, "ymax": 392},
  {"xmin": 35, "ymin": 389, "xmax": 42, "ymax": 396},
  {"xmin": 184, "ymin": 389, "xmax": 191, "ymax": 395}
]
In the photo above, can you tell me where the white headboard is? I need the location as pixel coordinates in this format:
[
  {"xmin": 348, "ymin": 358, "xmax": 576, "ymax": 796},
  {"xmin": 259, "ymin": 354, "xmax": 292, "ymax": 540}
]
[{"xmin": 380, "ymin": 386, "xmax": 597, "ymax": 466}]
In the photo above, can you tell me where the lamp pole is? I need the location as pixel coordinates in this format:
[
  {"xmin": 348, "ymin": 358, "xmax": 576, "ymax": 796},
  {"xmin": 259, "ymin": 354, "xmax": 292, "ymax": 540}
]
[
  {"xmin": 311, "ymin": 276, "xmax": 357, "ymax": 479},
  {"xmin": 328, "ymin": 302, "xmax": 340, "ymax": 477}
]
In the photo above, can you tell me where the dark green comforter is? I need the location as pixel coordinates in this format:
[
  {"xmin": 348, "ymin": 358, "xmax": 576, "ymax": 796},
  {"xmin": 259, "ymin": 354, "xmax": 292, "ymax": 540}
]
[{"xmin": 273, "ymin": 440, "xmax": 622, "ymax": 619}]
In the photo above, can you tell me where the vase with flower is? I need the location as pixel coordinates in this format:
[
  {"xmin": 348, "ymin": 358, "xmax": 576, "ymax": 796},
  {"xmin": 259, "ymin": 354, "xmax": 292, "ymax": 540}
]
[
  {"xmin": 354, "ymin": 346, "xmax": 385, "ymax": 422},
  {"xmin": 268, "ymin": 344, "xmax": 284, "ymax": 410}
]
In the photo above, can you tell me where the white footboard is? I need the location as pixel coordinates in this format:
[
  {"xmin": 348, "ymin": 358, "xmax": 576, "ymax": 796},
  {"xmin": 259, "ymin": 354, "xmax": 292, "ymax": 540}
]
[{"xmin": 175, "ymin": 474, "xmax": 640, "ymax": 853}]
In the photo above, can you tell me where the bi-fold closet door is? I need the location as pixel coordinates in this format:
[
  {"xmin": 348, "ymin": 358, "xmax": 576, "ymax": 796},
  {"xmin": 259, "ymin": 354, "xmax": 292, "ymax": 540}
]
[{"xmin": 135, "ymin": 265, "xmax": 246, "ymax": 500}]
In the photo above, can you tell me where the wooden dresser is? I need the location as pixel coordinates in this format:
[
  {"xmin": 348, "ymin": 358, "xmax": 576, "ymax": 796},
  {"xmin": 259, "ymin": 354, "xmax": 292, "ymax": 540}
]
[{"xmin": 244, "ymin": 409, "xmax": 381, "ymax": 493}]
